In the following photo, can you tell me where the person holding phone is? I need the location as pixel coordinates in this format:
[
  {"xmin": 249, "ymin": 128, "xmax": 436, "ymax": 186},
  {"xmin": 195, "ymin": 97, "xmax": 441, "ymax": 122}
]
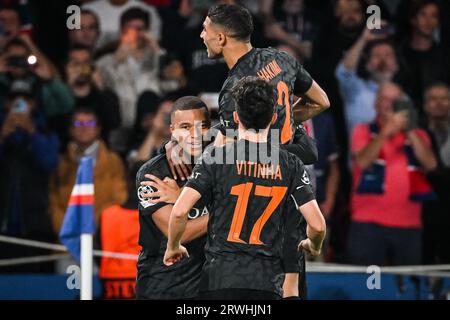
[
  {"xmin": 335, "ymin": 21, "xmax": 408, "ymax": 139},
  {"xmin": 96, "ymin": 7, "xmax": 164, "ymax": 153},
  {"xmin": 0, "ymin": 79, "xmax": 59, "ymax": 273},
  {"xmin": 348, "ymin": 82, "xmax": 437, "ymax": 266}
]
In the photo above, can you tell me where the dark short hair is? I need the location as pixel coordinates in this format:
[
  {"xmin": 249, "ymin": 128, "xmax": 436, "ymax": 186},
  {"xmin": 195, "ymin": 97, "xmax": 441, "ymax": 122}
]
[
  {"xmin": 207, "ymin": 4, "xmax": 253, "ymax": 42},
  {"xmin": 81, "ymin": 9, "xmax": 100, "ymax": 30},
  {"xmin": 366, "ymin": 38, "xmax": 396, "ymax": 57},
  {"xmin": 72, "ymin": 106, "xmax": 101, "ymax": 126},
  {"xmin": 120, "ymin": 7, "xmax": 150, "ymax": 30},
  {"xmin": 424, "ymin": 82, "xmax": 450, "ymax": 99},
  {"xmin": 231, "ymin": 76, "xmax": 276, "ymax": 130},
  {"xmin": 4, "ymin": 37, "xmax": 30, "ymax": 54},
  {"xmin": 171, "ymin": 96, "xmax": 209, "ymax": 119},
  {"xmin": 409, "ymin": 0, "xmax": 440, "ymax": 21}
]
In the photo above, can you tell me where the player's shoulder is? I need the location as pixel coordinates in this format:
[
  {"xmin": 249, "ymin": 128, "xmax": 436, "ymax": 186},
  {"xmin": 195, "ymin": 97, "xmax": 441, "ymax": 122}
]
[
  {"xmin": 136, "ymin": 154, "xmax": 170, "ymax": 182},
  {"xmin": 280, "ymin": 147, "xmax": 306, "ymax": 170},
  {"xmin": 196, "ymin": 143, "xmax": 227, "ymax": 165},
  {"xmin": 274, "ymin": 49, "xmax": 299, "ymax": 66}
]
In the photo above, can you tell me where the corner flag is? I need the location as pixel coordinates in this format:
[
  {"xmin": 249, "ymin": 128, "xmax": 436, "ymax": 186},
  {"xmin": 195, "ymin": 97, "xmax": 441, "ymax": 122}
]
[{"xmin": 59, "ymin": 157, "xmax": 96, "ymax": 262}]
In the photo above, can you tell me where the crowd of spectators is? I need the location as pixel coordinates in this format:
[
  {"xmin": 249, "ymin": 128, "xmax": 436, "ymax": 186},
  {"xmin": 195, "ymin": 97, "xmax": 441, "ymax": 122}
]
[{"xmin": 0, "ymin": 0, "xmax": 449, "ymax": 278}]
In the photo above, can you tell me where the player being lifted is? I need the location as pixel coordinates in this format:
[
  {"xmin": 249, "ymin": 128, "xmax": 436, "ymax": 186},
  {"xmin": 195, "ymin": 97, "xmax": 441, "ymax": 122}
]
[
  {"xmin": 200, "ymin": 4, "xmax": 330, "ymax": 298},
  {"xmin": 164, "ymin": 77, "xmax": 326, "ymax": 300},
  {"xmin": 202, "ymin": 4, "xmax": 329, "ymax": 150},
  {"xmin": 135, "ymin": 96, "xmax": 211, "ymax": 299}
]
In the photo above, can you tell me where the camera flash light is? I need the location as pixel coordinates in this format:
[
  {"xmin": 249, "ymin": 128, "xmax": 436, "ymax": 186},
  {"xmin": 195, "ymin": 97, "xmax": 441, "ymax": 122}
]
[{"xmin": 27, "ymin": 55, "xmax": 37, "ymax": 65}]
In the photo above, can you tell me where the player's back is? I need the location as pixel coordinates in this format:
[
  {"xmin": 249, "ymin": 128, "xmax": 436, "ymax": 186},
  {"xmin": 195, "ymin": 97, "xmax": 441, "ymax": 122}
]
[
  {"xmin": 186, "ymin": 139, "xmax": 314, "ymax": 296},
  {"xmin": 219, "ymin": 48, "xmax": 312, "ymax": 143}
]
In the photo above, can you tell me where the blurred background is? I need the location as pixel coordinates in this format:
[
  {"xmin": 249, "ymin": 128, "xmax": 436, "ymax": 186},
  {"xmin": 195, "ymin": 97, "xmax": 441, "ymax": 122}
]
[{"xmin": 0, "ymin": 0, "xmax": 449, "ymax": 299}]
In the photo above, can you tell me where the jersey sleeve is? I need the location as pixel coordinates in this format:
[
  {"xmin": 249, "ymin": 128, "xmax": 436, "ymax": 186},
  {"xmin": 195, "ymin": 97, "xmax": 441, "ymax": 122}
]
[
  {"xmin": 283, "ymin": 124, "xmax": 318, "ymax": 165},
  {"xmin": 289, "ymin": 157, "xmax": 316, "ymax": 209},
  {"xmin": 279, "ymin": 52, "xmax": 313, "ymax": 95},
  {"xmin": 136, "ymin": 165, "xmax": 170, "ymax": 216},
  {"xmin": 184, "ymin": 151, "xmax": 214, "ymax": 203},
  {"xmin": 218, "ymin": 76, "xmax": 239, "ymax": 134}
]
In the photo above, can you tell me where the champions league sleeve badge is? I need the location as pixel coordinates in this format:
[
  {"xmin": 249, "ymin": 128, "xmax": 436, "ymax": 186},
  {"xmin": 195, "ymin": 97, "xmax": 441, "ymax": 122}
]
[{"xmin": 138, "ymin": 185, "xmax": 157, "ymax": 208}]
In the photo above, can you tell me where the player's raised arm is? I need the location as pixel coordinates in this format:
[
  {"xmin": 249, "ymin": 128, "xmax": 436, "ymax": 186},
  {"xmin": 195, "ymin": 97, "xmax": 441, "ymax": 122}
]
[
  {"xmin": 293, "ymin": 80, "xmax": 331, "ymax": 122},
  {"xmin": 164, "ymin": 187, "xmax": 202, "ymax": 265}
]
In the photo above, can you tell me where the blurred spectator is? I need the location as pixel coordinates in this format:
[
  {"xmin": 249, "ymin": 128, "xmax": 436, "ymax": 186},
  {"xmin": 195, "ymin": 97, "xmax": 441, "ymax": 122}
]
[
  {"xmin": 65, "ymin": 44, "xmax": 120, "ymax": 143},
  {"xmin": 263, "ymin": 0, "xmax": 321, "ymax": 62},
  {"xmin": 68, "ymin": 9, "xmax": 100, "ymax": 54},
  {"xmin": 96, "ymin": 7, "xmax": 164, "ymax": 153},
  {"xmin": 0, "ymin": 79, "xmax": 58, "ymax": 272},
  {"xmin": 310, "ymin": 110, "xmax": 341, "ymax": 256},
  {"xmin": 335, "ymin": 26, "xmax": 407, "ymax": 138},
  {"xmin": 0, "ymin": 36, "xmax": 74, "ymax": 139},
  {"xmin": 128, "ymin": 97, "xmax": 172, "ymax": 163},
  {"xmin": 398, "ymin": 0, "xmax": 450, "ymax": 110},
  {"xmin": 159, "ymin": 53, "xmax": 188, "ymax": 95},
  {"xmin": 161, "ymin": 0, "xmax": 228, "ymax": 92},
  {"xmin": 314, "ymin": 0, "xmax": 365, "ymax": 77},
  {"xmin": 99, "ymin": 162, "xmax": 141, "ymax": 299},
  {"xmin": 0, "ymin": 1, "xmax": 33, "ymax": 50},
  {"xmin": 50, "ymin": 107, "xmax": 127, "ymax": 233},
  {"xmin": 348, "ymin": 82, "xmax": 437, "ymax": 266},
  {"xmin": 301, "ymin": 110, "xmax": 340, "ymax": 262},
  {"xmin": 0, "ymin": 5, "xmax": 20, "ymax": 50},
  {"xmin": 82, "ymin": 0, "xmax": 161, "ymax": 48},
  {"xmin": 312, "ymin": 0, "xmax": 365, "ymax": 151},
  {"xmin": 421, "ymin": 83, "xmax": 450, "ymax": 264},
  {"xmin": 131, "ymin": 90, "xmax": 160, "ymax": 144}
]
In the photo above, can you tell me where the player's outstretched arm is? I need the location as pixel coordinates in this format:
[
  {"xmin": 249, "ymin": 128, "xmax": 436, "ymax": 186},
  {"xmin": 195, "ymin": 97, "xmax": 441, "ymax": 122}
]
[
  {"xmin": 297, "ymin": 200, "xmax": 326, "ymax": 256},
  {"xmin": 165, "ymin": 187, "xmax": 202, "ymax": 265},
  {"xmin": 293, "ymin": 80, "xmax": 330, "ymax": 122},
  {"xmin": 152, "ymin": 205, "xmax": 208, "ymax": 244}
]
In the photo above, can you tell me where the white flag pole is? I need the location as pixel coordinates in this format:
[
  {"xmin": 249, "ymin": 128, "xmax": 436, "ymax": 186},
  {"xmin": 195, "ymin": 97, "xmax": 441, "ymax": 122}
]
[{"xmin": 80, "ymin": 233, "xmax": 93, "ymax": 300}]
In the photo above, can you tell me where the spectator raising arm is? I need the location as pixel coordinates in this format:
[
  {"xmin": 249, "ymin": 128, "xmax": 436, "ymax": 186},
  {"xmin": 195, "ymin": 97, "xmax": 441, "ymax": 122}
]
[
  {"xmin": 407, "ymin": 130, "xmax": 438, "ymax": 172},
  {"xmin": 353, "ymin": 111, "xmax": 408, "ymax": 170}
]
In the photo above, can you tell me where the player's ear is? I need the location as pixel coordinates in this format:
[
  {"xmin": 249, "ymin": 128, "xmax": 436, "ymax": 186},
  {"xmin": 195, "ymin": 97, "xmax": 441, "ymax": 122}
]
[
  {"xmin": 169, "ymin": 124, "xmax": 174, "ymax": 134},
  {"xmin": 218, "ymin": 32, "xmax": 226, "ymax": 47},
  {"xmin": 233, "ymin": 111, "xmax": 240, "ymax": 124},
  {"xmin": 271, "ymin": 112, "xmax": 277, "ymax": 125}
]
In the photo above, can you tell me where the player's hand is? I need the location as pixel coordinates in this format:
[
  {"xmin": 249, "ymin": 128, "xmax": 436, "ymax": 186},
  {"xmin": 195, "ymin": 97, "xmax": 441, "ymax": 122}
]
[
  {"xmin": 165, "ymin": 141, "xmax": 192, "ymax": 181},
  {"xmin": 163, "ymin": 245, "xmax": 189, "ymax": 266},
  {"xmin": 140, "ymin": 174, "xmax": 181, "ymax": 204},
  {"xmin": 299, "ymin": 238, "xmax": 321, "ymax": 257}
]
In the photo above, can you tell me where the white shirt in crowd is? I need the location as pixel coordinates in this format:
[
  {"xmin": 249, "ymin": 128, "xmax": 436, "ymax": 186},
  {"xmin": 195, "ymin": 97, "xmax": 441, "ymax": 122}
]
[{"xmin": 82, "ymin": 0, "xmax": 162, "ymax": 48}]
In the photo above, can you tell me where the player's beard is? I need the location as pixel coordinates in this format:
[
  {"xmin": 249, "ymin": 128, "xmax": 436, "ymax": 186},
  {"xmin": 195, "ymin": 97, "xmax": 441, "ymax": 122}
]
[{"xmin": 205, "ymin": 45, "xmax": 222, "ymax": 59}]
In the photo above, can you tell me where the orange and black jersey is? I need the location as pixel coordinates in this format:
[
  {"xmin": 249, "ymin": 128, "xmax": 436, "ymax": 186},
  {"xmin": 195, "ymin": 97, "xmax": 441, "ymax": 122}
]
[
  {"xmin": 135, "ymin": 154, "xmax": 208, "ymax": 299},
  {"xmin": 218, "ymin": 47, "xmax": 313, "ymax": 144},
  {"xmin": 185, "ymin": 140, "xmax": 315, "ymax": 296}
]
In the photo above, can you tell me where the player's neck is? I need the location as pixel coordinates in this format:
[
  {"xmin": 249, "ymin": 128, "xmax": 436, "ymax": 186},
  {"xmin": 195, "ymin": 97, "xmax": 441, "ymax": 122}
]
[
  {"xmin": 238, "ymin": 126, "xmax": 269, "ymax": 143},
  {"xmin": 223, "ymin": 42, "xmax": 253, "ymax": 70}
]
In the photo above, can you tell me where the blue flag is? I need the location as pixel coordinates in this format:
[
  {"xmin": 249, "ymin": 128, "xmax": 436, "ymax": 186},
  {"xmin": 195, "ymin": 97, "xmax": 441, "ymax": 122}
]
[{"xmin": 59, "ymin": 157, "xmax": 96, "ymax": 262}]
